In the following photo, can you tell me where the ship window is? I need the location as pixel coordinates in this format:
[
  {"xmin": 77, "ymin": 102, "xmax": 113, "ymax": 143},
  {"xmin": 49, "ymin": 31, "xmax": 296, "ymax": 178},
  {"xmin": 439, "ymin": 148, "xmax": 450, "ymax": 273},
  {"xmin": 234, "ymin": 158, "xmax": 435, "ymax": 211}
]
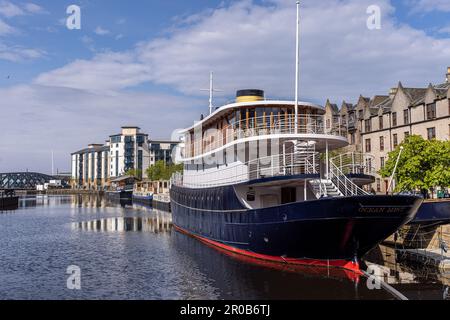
[
  {"xmin": 247, "ymin": 188, "xmax": 256, "ymax": 202},
  {"xmin": 281, "ymin": 187, "xmax": 296, "ymax": 204}
]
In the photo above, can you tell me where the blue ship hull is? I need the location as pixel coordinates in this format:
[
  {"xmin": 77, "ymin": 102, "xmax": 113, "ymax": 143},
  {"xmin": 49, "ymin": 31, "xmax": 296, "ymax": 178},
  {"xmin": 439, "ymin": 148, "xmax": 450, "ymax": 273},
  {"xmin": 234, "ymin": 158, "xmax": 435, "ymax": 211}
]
[
  {"xmin": 170, "ymin": 185, "xmax": 422, "ymax": 269},
  {"xmin": 410, "ymin": 200, "xmax": 450, "ymax": 225}
]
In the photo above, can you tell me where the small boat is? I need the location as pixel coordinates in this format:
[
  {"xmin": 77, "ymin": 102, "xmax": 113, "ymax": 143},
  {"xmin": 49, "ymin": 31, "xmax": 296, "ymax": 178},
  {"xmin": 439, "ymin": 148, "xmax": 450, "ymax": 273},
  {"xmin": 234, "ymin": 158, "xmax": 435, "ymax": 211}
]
[
  {"xmin": 132, "ymin": 180, "xmax": 154, "ymax": 206},
  {"xmin": 132, "ymin": 192, "xmax": 154, "ymax": 206}
]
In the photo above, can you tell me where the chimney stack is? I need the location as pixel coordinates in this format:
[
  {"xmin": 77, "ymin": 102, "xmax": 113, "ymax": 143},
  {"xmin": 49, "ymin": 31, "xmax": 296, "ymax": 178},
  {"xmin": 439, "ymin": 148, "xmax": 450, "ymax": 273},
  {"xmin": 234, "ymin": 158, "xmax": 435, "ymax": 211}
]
[
  {"xmin": 389, "ymin": 87, "xmax": 398, "ymax": 99},
  {"xmin": 446, "ymin": 67, "xmax": 450, "ymax": 83}
]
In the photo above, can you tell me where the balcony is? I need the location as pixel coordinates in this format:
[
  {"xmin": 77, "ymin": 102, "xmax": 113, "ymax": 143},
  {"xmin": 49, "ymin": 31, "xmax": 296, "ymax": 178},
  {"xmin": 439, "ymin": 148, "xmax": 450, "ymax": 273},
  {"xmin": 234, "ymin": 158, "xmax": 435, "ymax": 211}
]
[{"xmin": 185, "ymin": 114, "xmax": 348, "ymax": 159}]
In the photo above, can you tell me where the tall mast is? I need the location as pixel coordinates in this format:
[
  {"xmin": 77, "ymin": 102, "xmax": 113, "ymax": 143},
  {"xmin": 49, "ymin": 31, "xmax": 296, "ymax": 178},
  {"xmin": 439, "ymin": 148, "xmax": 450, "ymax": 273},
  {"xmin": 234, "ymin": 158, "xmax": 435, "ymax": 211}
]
[
  {"xmin": 201, "ymin": 71, "xmax": 222, "ymax": 115},
  {"xmin": 294, "ymin": 1, "xmax": 300, "ymax": 134},
  {"xmin": 209, "ymin": 71, "xmax": 214, "ymax": 115}
]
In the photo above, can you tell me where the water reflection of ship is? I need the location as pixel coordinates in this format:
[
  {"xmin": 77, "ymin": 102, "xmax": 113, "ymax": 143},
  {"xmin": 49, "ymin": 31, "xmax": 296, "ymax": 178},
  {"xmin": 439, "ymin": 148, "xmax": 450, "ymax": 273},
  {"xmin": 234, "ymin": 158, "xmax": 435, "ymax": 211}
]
[
  {"xmin": 73, "ymin": 213, "xmax": 172, "ymax": 233},
  {"xmin": 20, "ymin": 195, "xmax": 73, "ymax": 208},
  {"xmin": 171, "ymin": 232, "xmax": 395, "ymax": 300}
]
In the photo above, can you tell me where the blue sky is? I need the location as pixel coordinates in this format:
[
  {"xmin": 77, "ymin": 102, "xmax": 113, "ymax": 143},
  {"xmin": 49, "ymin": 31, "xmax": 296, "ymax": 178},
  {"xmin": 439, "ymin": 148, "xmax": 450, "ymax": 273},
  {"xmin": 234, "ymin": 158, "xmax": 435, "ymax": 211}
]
[{"xmin": 1, "ymin": 0, "xmax": 450, "ymax": 173}]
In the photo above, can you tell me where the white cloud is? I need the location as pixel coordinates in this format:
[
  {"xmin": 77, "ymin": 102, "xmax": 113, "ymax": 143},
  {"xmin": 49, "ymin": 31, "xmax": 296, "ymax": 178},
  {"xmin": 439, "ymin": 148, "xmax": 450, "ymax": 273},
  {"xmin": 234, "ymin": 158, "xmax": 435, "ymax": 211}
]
[
  {"xmin": 0, "ymin": 18, "xmax": 15, "ymax": 35},
  {"xmin": 23, "ymin": 3, "xmax": 47, "ymax": 14},
  {"xmin": 0, "ymin": 84, "xmax": 202, "ymax": 172},
  {"xmin": 4, "ymin": 0, "xmax": 450, "ymax": 171},
  {"xmin": 94, "ymin": 26, "xmax": 111, "ymax": 36},
  {"xmin": 0, "ymin": 43, "xmax": 45, "ymax": 61},
  {"xmin": 0, "ymin": 1, "xmax": 24, "ymax": 18},
  {"xmin": 32, "ymin": 0, "xmax": 450, "ymax": 104},
  {"xmin": 34, "ymin": 51, "xmax": 151, "ymax": 92},
  {"xmin": 144, "ymin": 0, "xmax": 450, "ymax": 100},
  {"xmin": 408, "ymin": 0, "xmax": 450, "ymax": 13},
  {"xmin": 438, "ymin": 25, "xmax": 450, "ymax": 34}
]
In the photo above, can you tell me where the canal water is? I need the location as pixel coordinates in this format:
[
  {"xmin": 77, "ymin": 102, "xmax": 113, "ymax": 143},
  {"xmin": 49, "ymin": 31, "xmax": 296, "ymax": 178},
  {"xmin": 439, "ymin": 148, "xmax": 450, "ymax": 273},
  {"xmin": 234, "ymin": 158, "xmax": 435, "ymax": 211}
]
[{"xmin": 0, "ymin": 195, "xmax": 448, "ymax": 300}]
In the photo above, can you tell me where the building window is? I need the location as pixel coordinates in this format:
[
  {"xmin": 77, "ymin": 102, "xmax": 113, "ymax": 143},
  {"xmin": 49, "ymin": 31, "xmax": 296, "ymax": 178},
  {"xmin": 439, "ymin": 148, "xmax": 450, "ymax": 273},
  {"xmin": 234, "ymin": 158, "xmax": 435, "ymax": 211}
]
[
  {"xmin": 427, "ymin": 127, "xmax": 436, "ymax": 140},
  {"xmin": 426, "ymin": 103, "xmax": 436, "ymax": 120},
  {"xmin": 326, "ymin": 119, "xmax": 331, "ymax": 129},
  {"xmin": 366, "ymin": 158, "xmax": 372, "ymax": 172},
  {"xmin": 365, "ymin": 119, "xmax": 371, "ymax": 132},
  {"xmin": 380, "ymin": 136, "xmax": 384, "ymax": 151},
  {"xmin": 350, "ymin": 133, "xmax": 355, "ymax": 145},
  {"xmin": 376, "ymin": 178, "xmax": 381, "ymax": 193},
  {"xmin": 379, "ymin": 116, "xmax": 383, "ymax": 130},
  {"xmin": 380, "ymin": 157, "xmax": 385, "ymax": 169},
  {"xmin": 358, "ymin": 110, "xmax": 363, "ymax": 119},
  {"xmin": 393, "ymin": 134, "xmax": 398, "ymax": 148},
  {"xmin": 392, "ymin": 112, "xmax": 397, "ymax": 127},
  {"xmin": 403, "ymin": 109, "xmax": 409, "ymax": 125},
  {"xmin": 365, "ymin": 139, "xmax": 371, "ymax": 152},
  {"xmin": 405, "ymin": 131, "xmax": 410, "ymax": 139}
]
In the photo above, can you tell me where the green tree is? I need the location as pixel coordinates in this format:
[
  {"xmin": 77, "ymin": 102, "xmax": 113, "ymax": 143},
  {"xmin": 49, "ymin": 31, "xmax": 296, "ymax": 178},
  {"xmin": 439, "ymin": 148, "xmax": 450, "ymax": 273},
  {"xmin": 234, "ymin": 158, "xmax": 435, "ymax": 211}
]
[
  {"xmin": 125, "ymin": 169, "xmax": 142, "ymax": 179},
  {"xmin": 379, "ymin": 135, "xmax": 450, "ymax": 192},
  {"xmin": 146, "ymin": 161, "xmax": 183, "ymax": 181}
]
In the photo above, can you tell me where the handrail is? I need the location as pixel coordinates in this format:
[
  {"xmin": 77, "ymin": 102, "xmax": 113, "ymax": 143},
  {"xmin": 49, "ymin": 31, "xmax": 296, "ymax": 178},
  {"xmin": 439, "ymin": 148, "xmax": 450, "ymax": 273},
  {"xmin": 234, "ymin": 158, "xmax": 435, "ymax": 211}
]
[
  {"xmin": 329, "ymin": 160, "xmax": 369, "ymax": 196},
  {"xmin": 330, "ymin": 152, "xmax": 376, "ymax": 176},
  {"xmin": 184, "ymin": 114, "xmax": 347, "ymax": 159},
  {"xmin": 171, "ymin": 151, "xmax": 319, "ymax": 188}
]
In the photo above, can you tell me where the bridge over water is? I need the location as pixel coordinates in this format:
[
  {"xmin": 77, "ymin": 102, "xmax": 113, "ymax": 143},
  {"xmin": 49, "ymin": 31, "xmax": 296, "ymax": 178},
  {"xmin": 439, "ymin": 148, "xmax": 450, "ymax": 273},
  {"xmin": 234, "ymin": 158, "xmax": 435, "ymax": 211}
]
[{"xmin": 0, "ymin": 172, "xmax": 57, "ymax": 190}]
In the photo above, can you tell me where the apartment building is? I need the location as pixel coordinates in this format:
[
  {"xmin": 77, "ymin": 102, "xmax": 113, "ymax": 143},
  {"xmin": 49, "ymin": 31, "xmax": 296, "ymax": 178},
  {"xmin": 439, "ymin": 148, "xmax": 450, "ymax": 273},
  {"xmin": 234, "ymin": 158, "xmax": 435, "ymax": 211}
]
[
  {"xmin": 109, "ymin": 127, "xmax": 151, "ymax": 179},
  {"xmin": 326, "ymin": 67, "xmax": 450, "ymax": 194},
  {"xmin": 71, "ymin": 127, "xmax": 179, "ymax": 190},
  {"xmin": 71, "ymin": 144, "xmax": 110, "ymax": 190}
]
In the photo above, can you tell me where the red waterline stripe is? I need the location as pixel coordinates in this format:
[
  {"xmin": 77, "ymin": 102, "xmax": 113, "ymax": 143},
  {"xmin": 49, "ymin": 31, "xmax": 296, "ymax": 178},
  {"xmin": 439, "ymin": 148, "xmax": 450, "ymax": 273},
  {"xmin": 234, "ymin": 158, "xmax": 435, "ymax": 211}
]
[{"xmin": 174, "ymin": 224, "xmax": 362, "ymax": 274}]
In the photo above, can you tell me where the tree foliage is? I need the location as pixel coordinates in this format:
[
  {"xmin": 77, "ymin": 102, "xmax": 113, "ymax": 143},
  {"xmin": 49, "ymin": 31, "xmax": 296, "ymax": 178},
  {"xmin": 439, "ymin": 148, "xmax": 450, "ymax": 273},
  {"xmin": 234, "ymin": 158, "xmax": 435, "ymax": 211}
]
[
  {"xmin": 145, "ymin": 161, "xmax": 183, "ymax": 181},
  {"xmin": 125, "ymin": 169, "xmax": 142, "ymax": 179},
  {"xmin": 379, "ymin": 135, "xmax": 450, "ymax": 192}
]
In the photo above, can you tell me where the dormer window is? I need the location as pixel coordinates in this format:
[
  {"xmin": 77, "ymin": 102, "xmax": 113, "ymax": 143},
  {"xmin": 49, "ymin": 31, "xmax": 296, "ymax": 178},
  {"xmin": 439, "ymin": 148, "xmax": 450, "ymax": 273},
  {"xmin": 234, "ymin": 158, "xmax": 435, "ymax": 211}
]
[
  {"xmin": 379, "ymin": 116, "xmax": 383, "ymax": 130},
  {"xmin": 364, "ymin": 119, "xmax": 371, "ymax": 132},
  {"xmin": 426, "ymin": 103, "xmax": 436, "ymax": 120},
  {"xmin": 403, "ymin": 109, "xmax": 409, "ymax": 125}
]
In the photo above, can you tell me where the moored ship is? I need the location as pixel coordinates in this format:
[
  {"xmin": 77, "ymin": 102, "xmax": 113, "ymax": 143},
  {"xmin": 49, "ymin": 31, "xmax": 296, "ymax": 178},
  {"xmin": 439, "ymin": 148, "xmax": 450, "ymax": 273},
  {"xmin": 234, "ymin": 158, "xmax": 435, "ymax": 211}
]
[
  {"xmin": 169, "ymin": 3, "xmax": 422, "ymax": 272},
  {"xmin": 170, "ymin": 90, "xmax": 423, "ymax": 272}
]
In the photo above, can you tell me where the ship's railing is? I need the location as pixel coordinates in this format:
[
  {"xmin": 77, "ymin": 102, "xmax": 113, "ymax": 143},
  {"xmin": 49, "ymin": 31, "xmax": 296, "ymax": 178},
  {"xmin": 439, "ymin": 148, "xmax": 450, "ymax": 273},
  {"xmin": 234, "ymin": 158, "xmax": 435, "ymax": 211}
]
[
  {"xmin": 171, "ymin": 152, "xmax": 320, "ymax": 188},
  {"xmin": 184, "ymin": 114, "xmax": 347, "ymax": 159},
  {"xmin": 330, "ymin": 152, "xmax": 376, "ymax": 176},
  {"xmin": 328, "ymin": 160, "xmax": 369, "ymax": 196}
]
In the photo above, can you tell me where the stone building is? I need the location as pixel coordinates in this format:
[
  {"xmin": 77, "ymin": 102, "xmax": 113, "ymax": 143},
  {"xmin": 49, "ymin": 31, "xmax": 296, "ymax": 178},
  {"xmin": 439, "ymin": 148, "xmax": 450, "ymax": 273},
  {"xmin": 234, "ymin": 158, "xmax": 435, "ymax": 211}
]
[{"xmin": 325, "ymin": 67, "xmax": 450, "ymax": 194}]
